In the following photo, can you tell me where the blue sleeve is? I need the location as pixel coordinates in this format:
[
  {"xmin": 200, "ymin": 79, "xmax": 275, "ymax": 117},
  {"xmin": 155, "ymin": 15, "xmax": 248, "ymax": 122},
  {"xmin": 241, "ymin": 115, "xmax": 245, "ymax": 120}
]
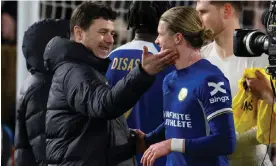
[
  {"xmin": 185, "ymin": 75, "xmax": 236, "ymax": 156},
  {"xmin": 145, "ymin": 122, "xmax": 166, "ymax": 146}
]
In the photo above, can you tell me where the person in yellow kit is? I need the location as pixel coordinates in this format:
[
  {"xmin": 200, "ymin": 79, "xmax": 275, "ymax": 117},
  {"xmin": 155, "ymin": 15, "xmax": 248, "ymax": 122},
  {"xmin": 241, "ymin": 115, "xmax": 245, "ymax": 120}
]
[{"xmin": 243, "ymin": 69, "xmax": 276, "ymax": 144}]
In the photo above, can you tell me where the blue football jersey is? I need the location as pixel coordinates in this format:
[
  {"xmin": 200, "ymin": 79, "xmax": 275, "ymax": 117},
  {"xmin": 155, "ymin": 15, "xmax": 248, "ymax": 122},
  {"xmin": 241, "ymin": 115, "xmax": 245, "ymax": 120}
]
[
  {"xmin": 163, "ymin": 59, "xmax": 236, "ymax": 166},
  {"xmin": 106, "ymin": 40, "xmax": 173, "ymax": 166}
]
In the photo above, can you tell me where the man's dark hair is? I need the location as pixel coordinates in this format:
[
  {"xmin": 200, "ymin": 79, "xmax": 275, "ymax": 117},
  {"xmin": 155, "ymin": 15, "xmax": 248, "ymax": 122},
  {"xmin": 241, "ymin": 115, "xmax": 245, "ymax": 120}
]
[
  {"xmin": 127, "ymin": 1, "xmax": 171, "ymax": 34},
  {"xmin": 70, "ymin": 2, "xmax": 117, "ymax": 36},
  {"xmin": 210, "ymin": 1, "xmax": 243, "ymax": 14}
]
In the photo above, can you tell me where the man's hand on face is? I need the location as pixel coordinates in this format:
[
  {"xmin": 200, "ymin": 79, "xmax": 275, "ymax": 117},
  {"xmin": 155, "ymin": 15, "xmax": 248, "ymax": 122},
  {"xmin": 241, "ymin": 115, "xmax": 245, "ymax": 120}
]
[{"xmin": 141, "ymin": 46, "xmax": 178, "ymax": 75}]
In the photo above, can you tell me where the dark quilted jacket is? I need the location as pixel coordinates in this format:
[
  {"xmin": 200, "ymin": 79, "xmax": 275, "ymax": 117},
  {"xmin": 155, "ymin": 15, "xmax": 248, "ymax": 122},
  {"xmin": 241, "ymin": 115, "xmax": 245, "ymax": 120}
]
[
  {"xmin": 43, "ymin": 36, "xmax": 155, "ymax": 166},
  {"xmin": 14, "ymin": 19, "xmax": 69, "ymax": 166}
]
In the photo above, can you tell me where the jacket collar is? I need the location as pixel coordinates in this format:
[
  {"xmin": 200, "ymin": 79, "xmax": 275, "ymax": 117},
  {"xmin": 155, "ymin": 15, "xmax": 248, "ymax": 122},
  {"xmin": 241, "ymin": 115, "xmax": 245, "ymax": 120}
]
[{"xmin": 44, "ymin": 36, "xmax": 111, "ymax": 74}]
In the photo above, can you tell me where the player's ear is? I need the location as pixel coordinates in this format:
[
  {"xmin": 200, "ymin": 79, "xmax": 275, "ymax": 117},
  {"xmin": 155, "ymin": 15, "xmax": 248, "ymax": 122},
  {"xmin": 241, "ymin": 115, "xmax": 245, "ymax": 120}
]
[
  {"xmin": 223, "ymin": 3, "xmax": 232, "ymax": 19},
  {"xmin": 174, "ymin": 32, "xmax": 183, "ymax": 45},
  {"xmin": 73, "ymin": 25, "xmax": 83, "ymax": 42}
]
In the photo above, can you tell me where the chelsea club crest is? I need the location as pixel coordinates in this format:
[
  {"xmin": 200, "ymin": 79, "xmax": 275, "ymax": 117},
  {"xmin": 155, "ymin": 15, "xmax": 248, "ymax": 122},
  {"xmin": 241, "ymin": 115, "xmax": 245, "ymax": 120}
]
[{"xmin": 178, "ymin": 88, "xmax": 188, "ymax": 101}]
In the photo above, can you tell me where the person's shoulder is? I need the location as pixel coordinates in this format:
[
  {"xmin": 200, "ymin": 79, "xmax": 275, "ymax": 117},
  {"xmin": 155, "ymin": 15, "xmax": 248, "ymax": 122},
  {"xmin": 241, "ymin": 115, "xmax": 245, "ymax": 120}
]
[
  {"xmin": 251, "ymin": 53, "xmax": 269, "ymax": 68},
  {"xmin": 20, "ymin": 73, "xmax": 48, "ymax": 93},
  {"xmin": 200, "ymin": 41, "xmax": 215, "ymax": 59},
  {"xmin": 55, "ymin": 62, "xmax": 96, "ymax": 82},
  {"xmin": 232, "ymin": 53, "xmax": 269, "ymax": 68},
  {"xmin": 197, "ymin": 59, "xmax": 223, "ymax": 74},
  {"xmin": 68, "ymin": 63, "xmax": 97, "ymax": 75},
  {"xmin": 196, "ymin": 59, "xmax": 228, "ymax": 82},
  {"xmin": 60, "ymin": 63, "xmax": 106, "ymax": 90},
  {"xmin": 197, "ymin": 72, "xmax": 230, "ymax": 97},
  {"xmin": 109, "ymin": 42, "xmax": 133, "ymax": 55},
  {"xmin": 108, "ymin": 40, "xmax": 159, "ymax": 57},
  {"xmin": 18, "ymin": 73, "xmax": 52, "ymax": 107}
]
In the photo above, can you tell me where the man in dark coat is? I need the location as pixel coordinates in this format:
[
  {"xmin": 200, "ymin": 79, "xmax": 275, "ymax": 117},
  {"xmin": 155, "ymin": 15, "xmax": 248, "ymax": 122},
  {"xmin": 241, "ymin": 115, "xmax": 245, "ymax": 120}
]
[
  {"xmin": 43, "ymin": 2, "xmax": 178, "ymax": 166},
  {"xmin": 14, "ymin": 19, "xmax": 70, "ymax": 166}
]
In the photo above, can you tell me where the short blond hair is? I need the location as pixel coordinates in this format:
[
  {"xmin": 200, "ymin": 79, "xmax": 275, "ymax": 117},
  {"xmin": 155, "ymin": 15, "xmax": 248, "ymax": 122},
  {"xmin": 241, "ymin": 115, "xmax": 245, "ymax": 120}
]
[{"xmin": 160, "ymin": 6, "xmax": 214, "ymax": 48}]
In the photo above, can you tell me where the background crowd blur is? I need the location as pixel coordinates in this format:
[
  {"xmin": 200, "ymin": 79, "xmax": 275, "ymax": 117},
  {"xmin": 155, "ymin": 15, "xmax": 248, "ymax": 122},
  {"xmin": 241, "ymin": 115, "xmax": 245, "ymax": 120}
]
[{"xmin": 1, "ymin": 1, "xmax": 276, "ymax": 166}]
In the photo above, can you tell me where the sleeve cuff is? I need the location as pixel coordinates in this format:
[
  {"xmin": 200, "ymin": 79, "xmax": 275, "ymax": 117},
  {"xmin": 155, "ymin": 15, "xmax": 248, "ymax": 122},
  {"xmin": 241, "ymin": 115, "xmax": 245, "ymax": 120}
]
[{"xmin": 171, "ymin": 138, "xmax": 185, "ymax": 153}]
